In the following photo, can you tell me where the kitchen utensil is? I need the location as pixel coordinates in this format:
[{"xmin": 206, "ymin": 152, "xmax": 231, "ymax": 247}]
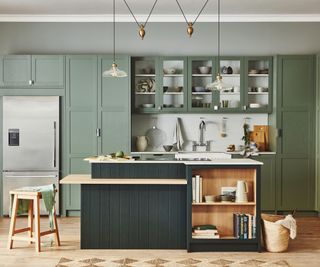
[
  {"xmin": 163, "ymin": 68, "xmax": 176, "ymax": 74},
  {"xmin": 136, "ymin": 136, "xmax": 148, "ymax": 152},
  {"xmin": 236, "ymin": 180, "xmax": 248, "ymax": 203},
  {"xmin": 198, "ymin": 66, "xmax": 211, "ymax": 74},
  {"xmin": 193, "ymin": 86, "xmax": 205, "ymax": 92},
  {"xmin": 163, "ymin": 145, "xmax": 173, "ymax": 152},
  {"xmin": 167, "ymin": 86, "xmax": 183, "ymax": 92},
  {"xmin": 249, "ymin": 103, "xmax": 261, "ymax": 108},
  {"xmin": 146, "ymin": 125, "xmax": 167, "ymax": 150},
  {"xmin": 204, "ymin": 195, "xmax": 215, "ymax": 202},
  {"xmin": 141, "ymin": 104, "xmax": 155, "ymax": 108},
  {"xmin": 227, "ymin": 66, "xmax": 233, "ymax": 74}
]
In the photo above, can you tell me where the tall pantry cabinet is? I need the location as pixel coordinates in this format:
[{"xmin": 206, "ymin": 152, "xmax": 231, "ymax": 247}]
[{"xmin": 63, "ymin": 55, "xmax": 130, "ymax": 215}]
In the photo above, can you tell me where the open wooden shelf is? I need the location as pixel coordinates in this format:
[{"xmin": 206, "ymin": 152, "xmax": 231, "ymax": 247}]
[{"xmin": 192, "ymin": 202, "xmax": 256, "ymax": 206}]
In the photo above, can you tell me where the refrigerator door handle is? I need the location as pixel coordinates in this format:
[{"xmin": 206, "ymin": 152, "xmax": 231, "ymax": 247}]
[
  {"xmin": 53, "ymin": 121, "xmax": 57, "ymax": 168},
  {"xmin": 5, "ymin": 175, "xmax": 57, "ymax": 179}
]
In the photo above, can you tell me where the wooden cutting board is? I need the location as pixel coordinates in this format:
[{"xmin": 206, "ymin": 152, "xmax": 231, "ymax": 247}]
[{"xmin": 253, "ymin": 125, "xmax": 269, "ymax": 151}]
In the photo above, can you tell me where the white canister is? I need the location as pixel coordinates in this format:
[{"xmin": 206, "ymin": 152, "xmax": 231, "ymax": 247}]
[
  {"xmin": 236, "ymin": 180, "xmax": 248, "ymax": 203},
  {"xmin": 136, "ymin": 136, "xmax": 148, "ymax": 152}
]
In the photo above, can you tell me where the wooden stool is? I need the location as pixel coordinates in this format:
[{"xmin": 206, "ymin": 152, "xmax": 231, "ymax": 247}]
[{"xmin": 7, "ymin": 190, "xmax": 60, "ymax": 252}]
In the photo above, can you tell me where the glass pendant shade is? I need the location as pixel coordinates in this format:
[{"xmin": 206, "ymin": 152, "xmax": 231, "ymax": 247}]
[
  {"xmin": 102, "ymin": 0, "xmax": 127, "ymax": 78},
  {"xmin": 206, "ymin": 74, "xmax": 232, "ymax": 91},
  {"xmin": 103, "ymin": 63, "xmax": 127, "ymax": 78}
]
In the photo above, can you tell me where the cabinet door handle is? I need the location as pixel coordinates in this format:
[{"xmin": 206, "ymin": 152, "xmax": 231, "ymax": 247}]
[
  {"xmin": 158, "ymin": 106, "xmax": 162, "ymax": 110},
  {"xmin": 277, "ymin": 129, "xmax": 282, "ymax": 138},
  {"xmin": 243, "ymin": 105, "xmax": 247, "ymax": 110},
  {"xmin": 96, "ymin": 128, "xmax": 101, "ymax": 137},
  {"xmin": 29, "ymin": 80, "xmax": 34, "ymax": 86}
]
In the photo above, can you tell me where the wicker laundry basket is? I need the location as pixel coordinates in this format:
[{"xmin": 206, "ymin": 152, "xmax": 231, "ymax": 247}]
[{"xmin": 261, "ymin": 214, "xmax": 290, "ymax": 252}]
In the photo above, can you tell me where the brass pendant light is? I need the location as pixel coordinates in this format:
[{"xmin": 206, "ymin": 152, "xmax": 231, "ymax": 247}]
[
  {"xmin": 123, "ymin": 0, "xmax": 158, "ymax": 40},
  {"xmin": 176, "ymin": 0, "xmax": 209, "ymax": 37},
  {"xmin": 206, "ymin": 0, "xmax": 231, "ymax": 90},
  {"xmin": 103, "ymin": 0, "xmax": 127, "ymax": 78}
]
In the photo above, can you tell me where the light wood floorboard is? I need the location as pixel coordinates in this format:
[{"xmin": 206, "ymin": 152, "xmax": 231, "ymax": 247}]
[{"xmin": 0, "ymin": 216, "xmax": 319, "ymax": 267}]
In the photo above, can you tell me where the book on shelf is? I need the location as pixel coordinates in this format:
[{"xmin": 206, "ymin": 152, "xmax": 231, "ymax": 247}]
[
  {"xmin": 192, "ymin": 224, "xmax": 220, "ymax": 239},
  {"xmin": 192, "ymin": 175, "xmax": 203, "ymax": 203},
  {"xmin": 233, "ymin": 213, "xmax": 256, "ymax": 239}
]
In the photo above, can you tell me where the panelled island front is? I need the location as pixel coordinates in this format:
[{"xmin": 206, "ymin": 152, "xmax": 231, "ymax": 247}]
[{"xmin": 60, "ymin": 159, "xmax": 262, "ymax": 252}]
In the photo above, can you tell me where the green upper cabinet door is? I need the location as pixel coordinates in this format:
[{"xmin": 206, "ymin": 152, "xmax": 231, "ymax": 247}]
[
  {"xmin": 188, "ymin": 57, "xmax": 218, "ymax": 113},
  {"xmin": 131, "ymin": 57, "xmax": 160, "ymax": 113},
  {"xmin": 32, "ymin": 55, "xmax": 64, "ymax": 88},
  {"xmin": 244, "ymin": 56, "xmax": 273, "ymax": 113},
  {"xmin": 159, "ymin": 56, "xmax": 188, "ymax": 113},
  {"xmin": 0, "ymin": 55, "xmax": 31, "ymax": 87},
  {"xmin": 217, "ymin": 56, "xmax": 244, "ymax": 113},
  {"xmin": 0, "ymin": 55, "xmax": 64, "ymax": 88},
  {"xmin": 276, "ymin": 55, "xmax": 316, "ymax": 211},
  {"xmin": 99, "ymin": 55, "xmax": 131, "ymax": 154}
]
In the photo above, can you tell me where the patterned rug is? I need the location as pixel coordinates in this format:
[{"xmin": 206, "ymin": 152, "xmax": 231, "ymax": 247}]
[{"xmin": 56, "ymin": 257, "xmax": 291, "ymax": 267}]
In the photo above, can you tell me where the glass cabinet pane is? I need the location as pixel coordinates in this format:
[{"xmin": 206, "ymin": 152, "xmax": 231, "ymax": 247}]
[
  {"xmin": 219, "ymin": 59, "xmax": 241, "ymax": 110},
  {"xmin": 134, "ymin": 58, "xmax": 157, "ymax": 111},
  {"xmin": 247, "ymin": 59, "xmax": 270, "ymax": 110},
  {"xmin": 191, "ymin": 60, "xmax": 213, "ymax": 109},
  {"xmin": 162, "ymin": 59, "xmax": 185, "ymax": 110}
]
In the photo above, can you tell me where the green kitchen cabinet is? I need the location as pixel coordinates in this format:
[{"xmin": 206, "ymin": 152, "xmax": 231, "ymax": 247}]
[
  {"xmin": 132, "ymin": 57, "xmax": 160, "ymax": 113},
  {"xmin": 64, "ymin": 55, "xmax": 130, "ymax": 214},
  {"xmin": 131, "ymin": 56, "xmax": 188, "ymax": 113},
  {"xmin": 217, "ymin": 56, "xmax": 244, "ymax": 112},
  {"xmin": 276, "ymin": 55, "xmax": 316, "ymax": 211},
  {"xmin": 65, "ymin": 55, "xmax": 99, "ymax": 213},
  {"xmin": 187, "ymin": 56, "xmax": 218, "ymax": 112},
  {"xmin": 244, "ymin": 56, "xmax": 273, "ymax": 113},
  {"xmin": 0, "ymin": 55, "xmax": 31, "ymax": 87},
  {"xmin": 159, "ymin": 56, "xmax": 188, "ymax": 112},
  {"xmin": 0, "ymin": 55, "xmax": 64, "ymax": 88},
  {"xmin": 232, "ymin": 154, "xmax": 276, "ymax": 211},
  {"xmin": 98, "ymin": 56, "xmax": 131, "ymax": 154}
]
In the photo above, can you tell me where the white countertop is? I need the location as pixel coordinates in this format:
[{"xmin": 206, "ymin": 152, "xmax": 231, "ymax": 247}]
[
  {"xmin": 131, "ymin": 151, "xmax": 276, "ymax": 155},
  {"xmin": 88, "ymin": 158, "xmax": 263, "ymax": 165}
]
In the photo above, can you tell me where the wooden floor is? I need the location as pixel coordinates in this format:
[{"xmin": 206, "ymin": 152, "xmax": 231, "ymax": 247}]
[{"xmin": 0, "ymin": 216, "xmax": 319, "ymax": 267}]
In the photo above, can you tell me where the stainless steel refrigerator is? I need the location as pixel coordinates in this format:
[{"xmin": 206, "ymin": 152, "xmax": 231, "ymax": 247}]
[{"xmin": 2, "ymin": 96, "xmax": 59, "ymax": 215}]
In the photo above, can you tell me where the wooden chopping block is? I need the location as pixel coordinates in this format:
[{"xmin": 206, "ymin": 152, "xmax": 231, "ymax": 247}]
[{"xmin": 253, "ymin": 125, "xmax": 269, "ymax": 151}]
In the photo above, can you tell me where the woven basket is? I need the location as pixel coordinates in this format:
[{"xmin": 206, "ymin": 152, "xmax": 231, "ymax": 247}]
[{"xmin": 261, "ymin": 214, "xmax": 290, "ymax": 252}]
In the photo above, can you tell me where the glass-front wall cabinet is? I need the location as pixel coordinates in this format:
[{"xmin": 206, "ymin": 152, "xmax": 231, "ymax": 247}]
[
  {"xmin": 188, "ymin": 57, "xmax": 217, "ymax": 112},
  {"xmin": 160, "ymin": 57, "xmax": 187, "ymax": 112},
  {"xmin": 245, "ymin": 57, "xmax": 273, "ymax": 112},
  {"xmin": 218, "ymin": 57, "xmax": 243, "ymax": 111},
  {"xmin": 133, "ymin": 57, "xmax": 159, "ymax": 113}
]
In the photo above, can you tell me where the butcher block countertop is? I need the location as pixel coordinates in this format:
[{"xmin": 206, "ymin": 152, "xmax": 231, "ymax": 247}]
[{"xmin": 60, "ymin": 174, "xmax": 187, "ymax": 185}]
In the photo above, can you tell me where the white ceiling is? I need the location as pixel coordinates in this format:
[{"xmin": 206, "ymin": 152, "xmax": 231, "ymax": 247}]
[{"xmin": 0, "ymin": 0, "xmax": 320, "ymax": 22}]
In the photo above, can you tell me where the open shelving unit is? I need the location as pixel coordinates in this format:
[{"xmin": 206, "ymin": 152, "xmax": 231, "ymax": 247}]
[{"xmin": 187, "ymin": 165, "xmax": 261, "ymax": 252}]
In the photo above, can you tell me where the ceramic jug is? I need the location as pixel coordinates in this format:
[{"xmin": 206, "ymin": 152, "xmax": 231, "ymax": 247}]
[
  {"xmin": 136, "ymin": 136, "xmax": 148, "ymax": 152},
  {"xmin": 236, "ymin": 180, "xmax": 248, "ymax": 203}
]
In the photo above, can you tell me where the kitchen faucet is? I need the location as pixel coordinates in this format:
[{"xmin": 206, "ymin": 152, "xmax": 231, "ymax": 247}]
[{"xmin": 193, "ymin": 120, "xmax": 210, "ymax": 151}]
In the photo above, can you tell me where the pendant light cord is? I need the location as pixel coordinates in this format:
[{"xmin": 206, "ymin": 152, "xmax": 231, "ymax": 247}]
[
  {"xmin": 113, "ymin": 0, "xmax": 116, "ymax": 64},
  {"xmin": 123, "ymin": 0, "xmax": 158, "ymax": 28},
  {"xmin": 217, "ymin": 0, "xmax": 220, "ymax": 74},
  {"xmin": 176, "ymin": 0, "xmax": 209, "ymax": 25}
]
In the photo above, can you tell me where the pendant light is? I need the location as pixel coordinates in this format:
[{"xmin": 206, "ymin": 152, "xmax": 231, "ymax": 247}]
[
  {"xmin": 176, "ymin": 0, "xmax": 210, "ymax": 37},
  {"xmin": 103, "ymin": 0, "xmax": 127, "ymax": 78},
  {"xmin": 206, "ymin": 0, "xmax": 231, "ymax": 91},
  {"xmin": 123, "ymin": 0, "xmax": 158, "ymax": 40}
]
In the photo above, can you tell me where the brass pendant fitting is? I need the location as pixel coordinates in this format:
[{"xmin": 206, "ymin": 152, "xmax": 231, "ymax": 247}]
[
  {"xmin": 187, "ymin": 23, "xmax": 194, "ymax": 37},
  {"xmin": 139, "ymin": 25, "xmax": 146, "ymax": 40}
]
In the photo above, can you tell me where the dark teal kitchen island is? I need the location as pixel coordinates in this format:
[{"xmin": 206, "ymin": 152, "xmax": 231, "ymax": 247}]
[{"xmin": 60, "ymin": 159, "xmax": 262, "ymax": 252}]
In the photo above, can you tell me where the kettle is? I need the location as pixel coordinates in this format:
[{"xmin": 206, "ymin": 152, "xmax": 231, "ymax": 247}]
[{"xmin": 236, "ymin": 180, "xmax": 248, "ymax": 203}]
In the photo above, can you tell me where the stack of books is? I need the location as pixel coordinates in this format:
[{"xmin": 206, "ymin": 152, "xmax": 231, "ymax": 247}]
[
  {"xmin": 233, "ymin": 213, "xmax": 256, "ymax": 239},
  {"xmin": 192, "ymin": 224, "xmax": 220, "ymax": 239},
  {"xmin": 192, "ymin": 175, "xmax": 203, "ymax": 203}
]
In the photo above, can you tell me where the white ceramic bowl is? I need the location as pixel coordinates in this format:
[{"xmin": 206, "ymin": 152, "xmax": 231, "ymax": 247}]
[
  {"xmin": 198, "ymin": 66, "xmax": 211, "ymax": 74},
  {"xmin": 204, "ymin": 195, "xmax": 215, "ymax": 202}
]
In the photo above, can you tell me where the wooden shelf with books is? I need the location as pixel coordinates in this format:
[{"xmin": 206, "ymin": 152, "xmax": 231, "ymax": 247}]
[{"xmin": 187, "ymin": 165, "xmax": 261, "ymax": 252}]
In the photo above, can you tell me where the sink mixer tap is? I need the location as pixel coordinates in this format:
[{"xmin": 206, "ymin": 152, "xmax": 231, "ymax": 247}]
[{"xmin": 193, "ymin": 120, "xmax": 210, "ymax": 151}]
